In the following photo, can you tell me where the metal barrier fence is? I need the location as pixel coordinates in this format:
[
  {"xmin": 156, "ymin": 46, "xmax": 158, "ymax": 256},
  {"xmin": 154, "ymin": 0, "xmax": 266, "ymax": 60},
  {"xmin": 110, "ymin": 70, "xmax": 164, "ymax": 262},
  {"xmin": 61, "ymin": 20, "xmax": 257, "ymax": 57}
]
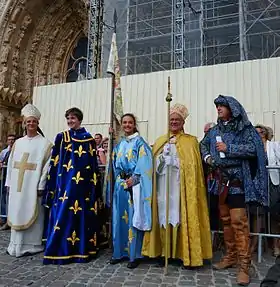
[
  {"xmin": 254, "ymin": 166, "xmax": 280, "ymax": 263},
  {"xmin": 211, "ymin": 166, "xmax": 280, "ymax": 263}
]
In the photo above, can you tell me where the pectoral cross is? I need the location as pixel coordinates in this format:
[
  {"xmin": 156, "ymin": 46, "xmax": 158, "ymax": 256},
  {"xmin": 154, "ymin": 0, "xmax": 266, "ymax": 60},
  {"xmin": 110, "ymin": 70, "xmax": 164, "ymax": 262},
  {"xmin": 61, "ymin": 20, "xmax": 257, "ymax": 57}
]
[{"xmin": 14, "ymin": 153, "xmax": 37, "ymax": 192}]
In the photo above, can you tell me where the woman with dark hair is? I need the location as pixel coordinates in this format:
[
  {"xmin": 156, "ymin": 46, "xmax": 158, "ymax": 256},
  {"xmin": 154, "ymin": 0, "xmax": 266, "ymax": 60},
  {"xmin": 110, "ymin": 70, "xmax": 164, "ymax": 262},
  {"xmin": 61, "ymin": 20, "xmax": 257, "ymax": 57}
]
[{"xmin": 108, "ymin": 113, "xmax": 153, "ymax": 269}]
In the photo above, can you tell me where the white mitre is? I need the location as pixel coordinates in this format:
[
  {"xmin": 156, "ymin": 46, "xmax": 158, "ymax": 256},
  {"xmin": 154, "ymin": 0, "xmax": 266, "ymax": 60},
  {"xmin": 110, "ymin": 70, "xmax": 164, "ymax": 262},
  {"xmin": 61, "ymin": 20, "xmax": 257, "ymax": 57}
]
[
  {"xmin": 21, "ymin": 104, "xmax": 41, "ymax": 120},
  {"xmin": 170, "ymin": 103, "xmax": 189, "ymax": 120}
]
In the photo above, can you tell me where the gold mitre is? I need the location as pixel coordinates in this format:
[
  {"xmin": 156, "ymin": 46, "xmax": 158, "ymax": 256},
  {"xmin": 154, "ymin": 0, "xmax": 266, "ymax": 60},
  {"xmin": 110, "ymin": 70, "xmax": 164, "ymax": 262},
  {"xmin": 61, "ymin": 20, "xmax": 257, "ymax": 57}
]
[
  {"xmin": 170, "ymin": 103, "xmax": 189, "ymax": 120},
  {"xmin": 21, "ymin": 104, "xmax": 41, "ymax": 120}
]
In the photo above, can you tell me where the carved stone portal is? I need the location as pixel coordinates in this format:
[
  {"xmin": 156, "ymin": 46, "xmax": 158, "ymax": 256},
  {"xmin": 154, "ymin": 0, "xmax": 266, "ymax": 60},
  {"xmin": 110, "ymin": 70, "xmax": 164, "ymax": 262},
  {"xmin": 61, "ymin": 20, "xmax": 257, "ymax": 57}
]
[{"xmin": 0, "ymin": 0, "xmax": 87, "ymax": 142}]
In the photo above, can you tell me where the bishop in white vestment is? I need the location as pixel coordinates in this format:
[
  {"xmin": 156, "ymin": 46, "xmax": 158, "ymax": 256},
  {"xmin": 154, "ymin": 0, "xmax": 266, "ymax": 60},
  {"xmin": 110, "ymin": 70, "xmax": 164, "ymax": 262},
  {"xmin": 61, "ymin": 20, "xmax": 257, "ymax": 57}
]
[{"xmin": 6, "ymin": 104, "xmax": 52, "ymax": 257}]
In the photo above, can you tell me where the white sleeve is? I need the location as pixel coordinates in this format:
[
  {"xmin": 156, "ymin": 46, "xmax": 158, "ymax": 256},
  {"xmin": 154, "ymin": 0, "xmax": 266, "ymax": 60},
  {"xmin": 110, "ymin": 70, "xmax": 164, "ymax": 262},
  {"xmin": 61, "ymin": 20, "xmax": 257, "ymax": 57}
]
[
  {"xmin": 0, "ymin": 150, "xmax": 5, "ymax": 162},
  {"xmin": 5, "ymin": 147, "xmax": 15, "ymax": 188},
  {"xmin": 37, "ymin": 143, "xmax": 52, "ymax": 190},
  {"xmin": 274, "ymin": 142, "xmax": 280, "ymax": 164},
  {"xmin": 156, "ymin": 154, "xmax": 166, "ymax": 174},
  {"xmin": 204, "ymin": 154, "xmax": 211, "ymax": 163}
]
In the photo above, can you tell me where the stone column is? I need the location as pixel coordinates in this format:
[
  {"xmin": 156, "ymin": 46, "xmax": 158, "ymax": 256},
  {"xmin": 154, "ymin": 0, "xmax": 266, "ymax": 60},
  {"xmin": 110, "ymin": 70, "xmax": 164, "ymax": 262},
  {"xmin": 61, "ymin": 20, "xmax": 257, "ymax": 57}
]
[{"xmin": 0, "ymin": 110, "xmax": 5, "ymax": 149}]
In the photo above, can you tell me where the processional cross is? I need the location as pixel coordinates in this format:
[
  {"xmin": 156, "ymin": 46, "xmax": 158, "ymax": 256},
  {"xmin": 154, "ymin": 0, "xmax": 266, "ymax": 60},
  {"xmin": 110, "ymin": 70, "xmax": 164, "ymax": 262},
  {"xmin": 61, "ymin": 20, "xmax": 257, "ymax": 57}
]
[{"xmin": 14, "ymin": 153, "xmax": 37, "ymax": 192}]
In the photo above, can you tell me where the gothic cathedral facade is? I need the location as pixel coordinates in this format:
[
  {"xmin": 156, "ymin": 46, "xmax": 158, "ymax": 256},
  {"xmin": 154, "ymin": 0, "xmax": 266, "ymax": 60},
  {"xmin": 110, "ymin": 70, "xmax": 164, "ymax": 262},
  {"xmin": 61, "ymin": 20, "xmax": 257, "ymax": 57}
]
[{"xmin": 0, "ymin": 0, "xmax": 88, "ymax": 147}]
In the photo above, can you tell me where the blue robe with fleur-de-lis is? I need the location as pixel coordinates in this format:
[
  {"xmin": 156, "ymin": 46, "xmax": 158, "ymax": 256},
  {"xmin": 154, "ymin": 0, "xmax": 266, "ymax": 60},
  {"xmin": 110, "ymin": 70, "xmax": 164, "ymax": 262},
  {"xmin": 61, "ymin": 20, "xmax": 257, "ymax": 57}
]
[
  {"xmin": 108, "ymin": 133, "xmax": 153, "ymax": 262},
  {"xmin": 42, "ymin": 128, "xmax": 106, "ymax": 265}
]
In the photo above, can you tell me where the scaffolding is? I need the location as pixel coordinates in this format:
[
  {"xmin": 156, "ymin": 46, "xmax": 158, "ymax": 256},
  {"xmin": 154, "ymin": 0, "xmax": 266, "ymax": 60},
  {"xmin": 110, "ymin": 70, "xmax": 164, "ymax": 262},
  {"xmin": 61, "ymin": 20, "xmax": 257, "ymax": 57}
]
[
  {"xmin": 87, "ymin": 0, "xmax": 104, "ymax": 79},
  {"xmin": 100, "ymin": 0, "xmax": 280, "ymax": 76}
]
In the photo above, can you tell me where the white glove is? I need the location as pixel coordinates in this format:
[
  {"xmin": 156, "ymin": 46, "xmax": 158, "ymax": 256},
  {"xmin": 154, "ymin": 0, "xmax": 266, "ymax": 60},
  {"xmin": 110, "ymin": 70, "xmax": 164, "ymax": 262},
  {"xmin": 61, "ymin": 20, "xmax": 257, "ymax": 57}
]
[
  {"xmin": 173, "ymin": 158, "xmax": 180, "ymax": 169},
  {"xmin": 163, "ymin": 144, "xmax": 171, "ymax": 156},
  {"xmin": 164, "ymin": 156, "xmax": 172, "ymax": 166},
  {"xmin": 206, "ymin": 156, "xmax": 214, "ymax": 166}
]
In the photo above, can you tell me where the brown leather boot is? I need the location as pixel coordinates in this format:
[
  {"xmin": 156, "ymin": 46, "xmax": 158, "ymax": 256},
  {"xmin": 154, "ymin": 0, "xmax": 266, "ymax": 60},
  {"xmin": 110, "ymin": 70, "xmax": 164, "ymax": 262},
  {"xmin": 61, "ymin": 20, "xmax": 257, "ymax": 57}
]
[
  {"xmin": 213, "ymin": 204, "xmax": 237, "ymax": 270},
  {"xmin": 230, "ymin": 208, "xmax": 250, "ymax": 286}
]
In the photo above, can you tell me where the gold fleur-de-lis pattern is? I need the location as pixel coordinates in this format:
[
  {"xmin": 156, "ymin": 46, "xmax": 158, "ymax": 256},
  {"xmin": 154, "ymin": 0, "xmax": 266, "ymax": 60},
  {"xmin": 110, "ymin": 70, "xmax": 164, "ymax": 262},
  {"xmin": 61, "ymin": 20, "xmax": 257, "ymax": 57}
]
[
  {"xmin": 126, "ymin": 148, "xmax": 134, "ymax": 161},
  {"xmin": 69, "ymin": 200, "xmax": 83, "ymax": 214},
  {"xmin": 51, "ymin": 155, "xmax": 59, "ymax": 167},
  {"xmin": 139, "ymin": 145, "xmax": 146, "ymax": 158},
  {"xmin": 89, "ymin": 144, "xmax": 95, "ymax": 156},
  {"xmin": 49, "ymin": 191, "xmax": 55, "ymax": 199},
  {"xmin": 72, "ymin": 171, "xmax": 84, "ymax": 184},
  {"xmin": 128, "ymin": 228, "xmax": 134, "ymax": 243},
  {"xmin": 122, "ymin": 210, "xmax": 128, "ymax": 224},
  {"xmin": 54, "ymin": 221, "xmax": 60, "ymax": 232},
  {"xmin": 67, "ymin": 230, "xmax": 80, "ymax": 246},
  {"xmin": 74, "ymin": 145, "xmax": 86, "ymax": 158},
  {"xmin": 90, "ymin": 173, "xmax": 97, "ymax": 185},
  {"xmin": 64, "ymin": 144, "xmax": 72, "ymax": 152},
  {"xmin": 44, "ymin": 133, "xmax": 109, "ymax": 263},
  {"xmin": 90, "ymin": 201, "xmax": 98, "ymax": 214},
  {"xmin": 89, "ymin": 233, "xmax": 97, "ymax": 246},
  {"xmin": 59, "ymin": 191, "xmax": 68, "ymax": 203},
  {"xmin": 63, "ymin": 159, "xmax": 73, "ymax": 172}
]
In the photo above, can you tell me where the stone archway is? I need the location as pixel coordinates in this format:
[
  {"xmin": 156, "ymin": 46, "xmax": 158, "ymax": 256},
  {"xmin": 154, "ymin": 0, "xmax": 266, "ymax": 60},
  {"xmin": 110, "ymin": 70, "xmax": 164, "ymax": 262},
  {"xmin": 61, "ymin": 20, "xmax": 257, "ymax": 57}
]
[{"xmin": 0, "ymin": 0, "xmax": 88, "ymax": 143}]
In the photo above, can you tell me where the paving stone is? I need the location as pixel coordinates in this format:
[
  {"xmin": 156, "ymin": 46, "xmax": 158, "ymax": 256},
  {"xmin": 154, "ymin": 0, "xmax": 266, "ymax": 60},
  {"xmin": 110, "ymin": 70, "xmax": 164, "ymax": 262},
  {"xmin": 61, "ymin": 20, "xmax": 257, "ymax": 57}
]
[
  {"xmin": 0, "ymin": 231, "xmax": 275, "ymax": 287},
  {"xmin": 141, "ymin": 283, "xmax": 160, "ymax": 287},
  {"xmin": 123, "ymin": 280, "xmax": 142, "ymax": 286},
  {"xmin": 87, "ymin": 284, "xmax": 103, "ymax": 287},
  {"xmin": 104, "ymin": 283, "xmax": 123, "ymax": 287},
  {"xmin": 108, "ymin": 276, "xmax": 126, "ymax": 283},
  {"xmin": 49, "ymin": 281, "xmax": 68, "ymax": 287}
]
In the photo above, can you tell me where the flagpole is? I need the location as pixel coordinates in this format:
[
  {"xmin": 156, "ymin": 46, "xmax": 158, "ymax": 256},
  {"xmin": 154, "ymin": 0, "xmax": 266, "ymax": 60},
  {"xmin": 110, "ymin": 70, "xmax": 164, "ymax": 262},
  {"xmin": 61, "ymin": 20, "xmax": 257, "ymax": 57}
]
[{"xmin": 108, "ymin": 10, "xmax": 118, "ymax": 250}]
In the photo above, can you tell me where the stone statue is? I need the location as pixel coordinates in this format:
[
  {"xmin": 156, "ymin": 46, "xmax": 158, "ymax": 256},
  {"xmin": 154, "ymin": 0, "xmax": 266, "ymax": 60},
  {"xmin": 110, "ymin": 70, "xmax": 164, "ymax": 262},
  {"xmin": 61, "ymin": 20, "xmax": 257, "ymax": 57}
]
[
  {"xmin": 11, "ymin": 69, "xmax": 19, "ymax": 90},
  {"xmin": 0, "ymin": 112, "xmax": 4, "ymax": 142},
  {"xmin": 7, "ymin": 112, "xmax": 16, "ymax": 134},
  {"xmin": 12, "ymin": 48, "xmax": 20, "ymax": 68},
  {"xmin": 21, "ymin": 14, "xmax": 32, "ymax": 31},
  {"xmin": 0, "ymin": 66, "xmax": 8, "ymax": 85},
  {"xmin": 3, "ymin": 23, "xmax": 16, "ymax": 43},
  {"xmin": 0, "ymin": 44, "xmax": 11, "ymax": 65}
]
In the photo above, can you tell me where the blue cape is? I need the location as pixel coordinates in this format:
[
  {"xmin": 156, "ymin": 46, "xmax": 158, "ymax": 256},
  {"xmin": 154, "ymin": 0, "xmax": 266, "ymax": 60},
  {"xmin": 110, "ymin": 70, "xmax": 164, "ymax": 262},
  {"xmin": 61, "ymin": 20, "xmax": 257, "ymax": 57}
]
[{"xmin": 215, "ymin": 95, "xmax": 268, "ymax": 206}]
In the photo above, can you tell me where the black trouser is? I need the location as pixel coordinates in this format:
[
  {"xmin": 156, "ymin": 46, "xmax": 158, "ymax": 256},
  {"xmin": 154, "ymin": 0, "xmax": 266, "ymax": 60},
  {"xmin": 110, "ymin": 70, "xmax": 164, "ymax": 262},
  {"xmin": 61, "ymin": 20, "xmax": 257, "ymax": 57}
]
[
  {"xmin": 226, "ymin": 194, "xmax": 246, "ymax": 209},
  {"xmin": 208, "ymin": 194, "xmax": 245, "ymax": 230}
]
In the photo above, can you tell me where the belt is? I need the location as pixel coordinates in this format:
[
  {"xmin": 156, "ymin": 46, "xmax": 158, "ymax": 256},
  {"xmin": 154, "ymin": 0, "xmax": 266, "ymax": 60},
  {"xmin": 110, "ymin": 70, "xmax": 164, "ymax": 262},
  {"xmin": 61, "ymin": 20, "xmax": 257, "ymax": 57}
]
[
  {"xmin": 119, "ymin": 172, "xmax": 133, "ymax": 201},
  {"xmin": 211, "ymin": 170, "xmax": 243, "ymax": 188},
  {"xmin": 220, "ymin": 179, "xmax": 243, "ymax": 188},
  {"xmin": 119, "ymin": 172, "xmax": 132, "ymax": 180}
]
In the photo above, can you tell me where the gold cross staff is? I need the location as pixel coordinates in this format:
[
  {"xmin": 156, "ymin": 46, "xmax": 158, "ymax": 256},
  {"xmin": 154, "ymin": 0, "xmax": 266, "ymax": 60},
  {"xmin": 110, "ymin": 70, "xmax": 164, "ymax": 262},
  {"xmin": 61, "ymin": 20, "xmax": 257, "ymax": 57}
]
[{"xmin": 14, "ymin": 153, "xmax": 37, "ymax": 193}]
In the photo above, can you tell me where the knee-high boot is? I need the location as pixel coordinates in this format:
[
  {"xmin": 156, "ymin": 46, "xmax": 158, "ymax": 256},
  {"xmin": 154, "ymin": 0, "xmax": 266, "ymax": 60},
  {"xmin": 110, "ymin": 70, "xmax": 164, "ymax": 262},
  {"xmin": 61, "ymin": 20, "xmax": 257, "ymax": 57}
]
[
  {"xmin": 213, "ymin": 204, "xmax": 237, "ymax": 270},
  {"xmin": 230, "ymin": 208, "xmax": 250, "ymax": 286}
]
